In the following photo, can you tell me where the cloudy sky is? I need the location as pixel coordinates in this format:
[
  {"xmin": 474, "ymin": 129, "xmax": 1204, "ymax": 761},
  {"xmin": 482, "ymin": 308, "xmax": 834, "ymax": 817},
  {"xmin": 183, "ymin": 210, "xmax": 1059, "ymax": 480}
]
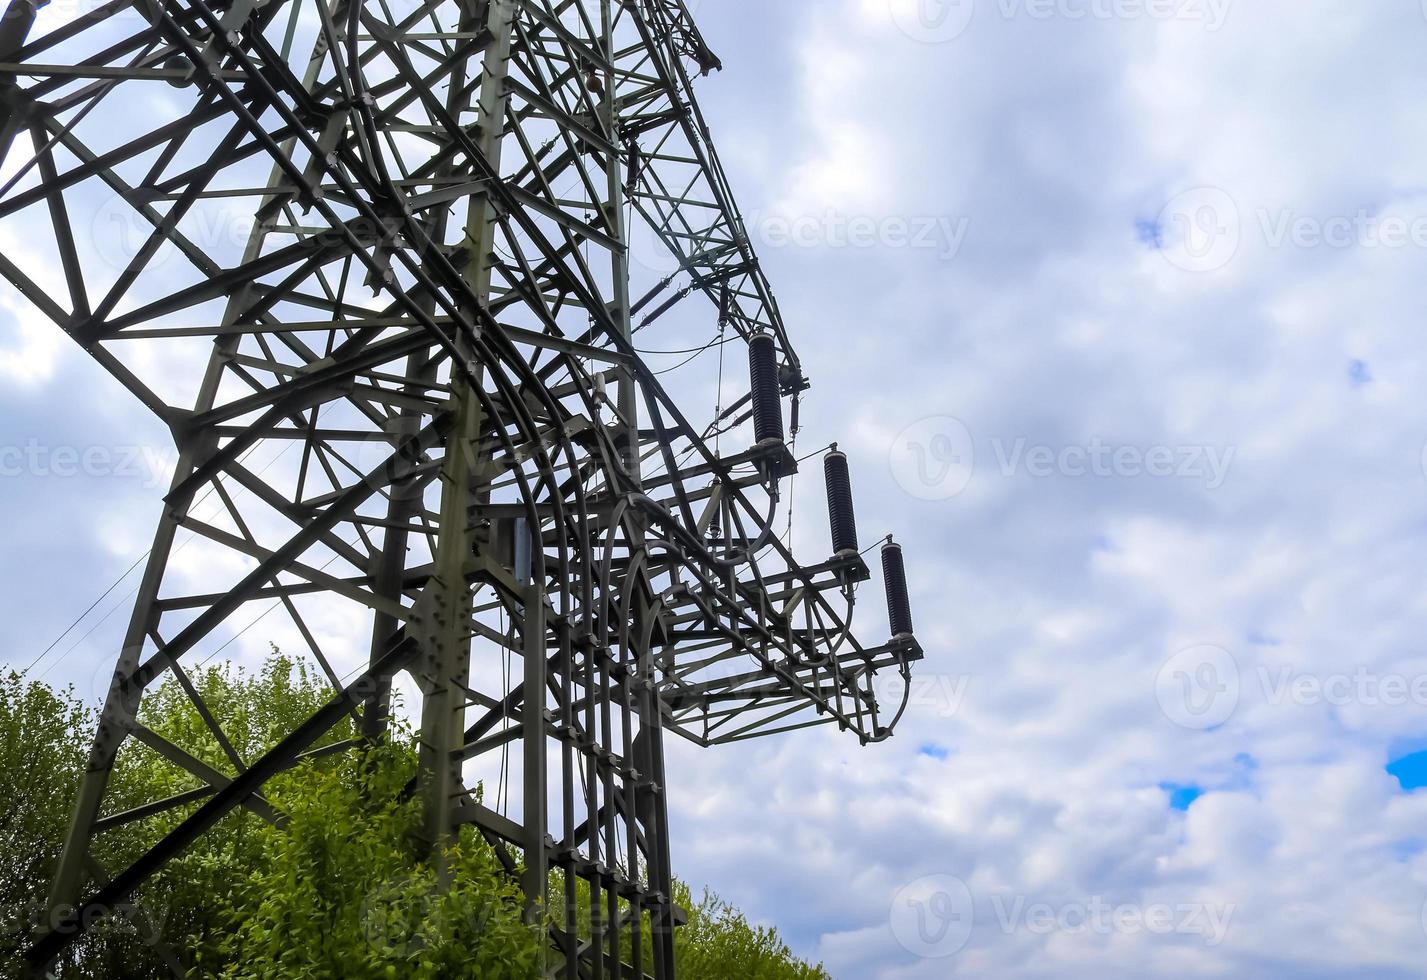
[{"xmin": 7, "ymin": 0, "xmax": 1427, "ymax": 977}]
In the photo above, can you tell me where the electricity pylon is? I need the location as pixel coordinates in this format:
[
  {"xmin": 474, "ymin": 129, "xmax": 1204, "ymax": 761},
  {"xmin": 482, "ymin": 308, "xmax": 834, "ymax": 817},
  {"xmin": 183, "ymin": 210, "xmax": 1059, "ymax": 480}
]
[{"xmin": 0, "ymin": 0, "xmax": 923, "ymax": 974}]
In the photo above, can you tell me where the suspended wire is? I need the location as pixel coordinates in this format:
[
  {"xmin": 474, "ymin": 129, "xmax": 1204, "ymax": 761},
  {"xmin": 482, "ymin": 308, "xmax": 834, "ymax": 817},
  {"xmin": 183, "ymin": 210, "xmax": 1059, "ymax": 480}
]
[
  {"xmin": 796, "ymin": 442, "xmax": 834, "ymax": 465},
  {"xmin": 634, "ymin": 334, "xmax": 736, "ymax": 356},
  {"xmin": 194, "ymin": 596, "xmax": 286, "ymax": 669},
  {"xmin": 858, "ymin": 536, "xmax": 888, "ymax": 558},
  {"xmin": 650, "ymin": 332, "xmax": 724, "ymax": 375},
  {"xmin": 712, "ymin": 314, "xmax": 727, "ymax": 460},
  {"xmin": 21, "ymin": 551, "xmax": 148, "ymax": 675},
  {"xmin": 26, "ymin": 405, "xmax": 332, "ymax": 680},
  {"xmin": 192, "ymin": 526, "xmax": 361, "ymax": 671},
  {"xmin": 497, "ymin": 604, "xmax": 511, "ymax": 818}
]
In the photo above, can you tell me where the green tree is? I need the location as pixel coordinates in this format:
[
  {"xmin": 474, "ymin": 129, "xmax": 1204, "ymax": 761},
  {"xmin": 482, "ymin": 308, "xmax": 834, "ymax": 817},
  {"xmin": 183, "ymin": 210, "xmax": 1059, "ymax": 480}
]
[
  {"xmin": 673, "ymin": 883, "xmax": 831, "ymax": 980},
  {"xmin": 1, "ymin": 657, "xmax": 830, "ymax": 979},
  {"xmin": 209, "ymin": 737, "xmax": 540, "ymax": 979},
  {"xmin": 0, "ymin": 671, "xmax": 93, "ymax": 976}
]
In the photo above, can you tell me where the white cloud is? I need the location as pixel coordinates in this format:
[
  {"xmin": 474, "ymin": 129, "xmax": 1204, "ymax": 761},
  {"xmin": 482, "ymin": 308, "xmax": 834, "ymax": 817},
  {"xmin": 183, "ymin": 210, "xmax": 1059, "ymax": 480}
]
[
  {"xmin": 654, "ymin": 1, "xmax": 1427, "ymax": 977},
  {"xmin": 7, "ymin": 1, "xmax": 1427, "ymax": 978}
]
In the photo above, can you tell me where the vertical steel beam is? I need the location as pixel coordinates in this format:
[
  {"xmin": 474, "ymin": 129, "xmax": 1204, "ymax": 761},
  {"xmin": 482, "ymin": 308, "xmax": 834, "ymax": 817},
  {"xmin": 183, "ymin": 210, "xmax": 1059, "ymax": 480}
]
[
  {"xmin": 416, "ymin": 0, "xmax": 516, "ymax": 867},
  {"xmin": 0, "ymin": 0, "xmax": 41, "ymax": 159},
  {"xmin": 416, "ymin": 382, "xmax": 484, "ymax": 869},
  {"xmin": 521, "ymin": 575, "xmax": 549, "ymax": 925}
]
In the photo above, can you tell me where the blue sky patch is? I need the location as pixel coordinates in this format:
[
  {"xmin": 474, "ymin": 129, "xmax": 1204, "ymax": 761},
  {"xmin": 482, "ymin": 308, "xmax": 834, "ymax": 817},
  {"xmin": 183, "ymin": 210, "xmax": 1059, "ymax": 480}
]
[
  {"xmin": 1135, "ymin": 218, "xmax": 1164, "ymax": 248},
  {"xmin": 1387, "ymin": 750, "xmax": 1427, "ymax": 791},
  {"xmin": 1159, "ymin": 783, "xmax": 1204, "ymax": 811}
]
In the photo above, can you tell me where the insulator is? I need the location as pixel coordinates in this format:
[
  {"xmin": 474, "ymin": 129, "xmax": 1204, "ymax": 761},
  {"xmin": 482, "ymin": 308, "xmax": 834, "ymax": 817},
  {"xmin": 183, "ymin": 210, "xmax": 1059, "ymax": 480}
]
[
  {"xmin": 882, "ymin": 539, "xmax": 914, "ymax": 639},
  {"xmin": 824, "ymin": 446, "xmax": 859, "ymax": 556},
  {"xmin": 748, "ymin": 333, "xmax": 784, "ymax": 445}
]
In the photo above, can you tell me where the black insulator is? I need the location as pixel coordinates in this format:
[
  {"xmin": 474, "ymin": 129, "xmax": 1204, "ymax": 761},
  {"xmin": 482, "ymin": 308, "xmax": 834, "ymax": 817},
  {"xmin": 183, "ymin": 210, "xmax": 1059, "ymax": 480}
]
[
  {"xmin": 824, "ymin": 447, "xmax": 859, "ymax": 556},
  {"xmin": 882, "ymin": 539, "xmax": 914, "ymax": 639},
  {"xmin": 748, "ymin": 333, "xmax": 784, "ymax": 445}
]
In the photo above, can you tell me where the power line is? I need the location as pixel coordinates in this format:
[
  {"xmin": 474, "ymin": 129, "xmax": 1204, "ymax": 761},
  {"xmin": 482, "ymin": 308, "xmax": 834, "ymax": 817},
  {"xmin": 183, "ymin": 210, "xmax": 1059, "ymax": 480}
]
[{"xmin": 22, "ymin": 551, "xmax": 148, "ymax": 675}]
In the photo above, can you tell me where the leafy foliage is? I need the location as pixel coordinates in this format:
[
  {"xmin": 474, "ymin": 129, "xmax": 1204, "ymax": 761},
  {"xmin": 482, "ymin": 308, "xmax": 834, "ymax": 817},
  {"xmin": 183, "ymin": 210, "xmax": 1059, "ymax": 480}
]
[
  {"xmin": 0, "ymin": 671, "xmax": 94, "ymax": 976},
  {"xmin": 0, "ymin": 656, "xmax": 829, "ymax": 979},
  {"xmin": 672, "ymin": 882, "xmax": 831, "ymax": 980},
  {"xmin": 209, "ymin": 737, "xmax": 541, "ymax": 979}
]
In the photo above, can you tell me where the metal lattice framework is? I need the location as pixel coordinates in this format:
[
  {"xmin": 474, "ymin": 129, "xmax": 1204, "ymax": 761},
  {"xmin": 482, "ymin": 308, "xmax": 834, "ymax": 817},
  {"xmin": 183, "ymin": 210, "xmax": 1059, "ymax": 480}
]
[{"xmin": 0, "ymin": 0, "xmax": 923, "ymax": 974}]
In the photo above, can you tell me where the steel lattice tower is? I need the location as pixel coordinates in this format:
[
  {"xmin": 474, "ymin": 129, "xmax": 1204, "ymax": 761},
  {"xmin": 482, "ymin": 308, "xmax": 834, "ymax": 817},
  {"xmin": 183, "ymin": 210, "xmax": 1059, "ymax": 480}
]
[{"xmin": 0, "ymin": 0, "xmax": 923, "ymax": 974}]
